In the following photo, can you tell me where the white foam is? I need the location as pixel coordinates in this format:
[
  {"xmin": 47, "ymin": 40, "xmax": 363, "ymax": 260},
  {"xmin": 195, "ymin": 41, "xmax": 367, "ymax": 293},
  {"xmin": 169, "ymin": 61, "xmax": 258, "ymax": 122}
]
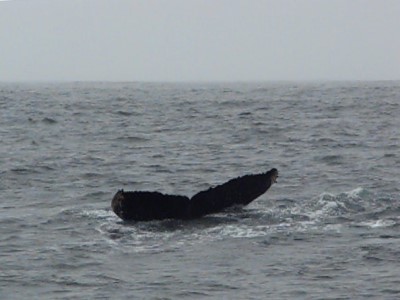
[
  {"xmin": 208, "ymin": 224, "xmax": 270, "ymax": 239},
  {"xmin": 81, "ymin": 209, "xmax": 115, "ymax": 219},
  {"xmin": 357, "ymin": 219, "xmax": 396, "ymax": 228},
  {"xmin": 323, "ymin": 201, "xmax": 339, "ymax": 210},
  {"xmin": 319, "ymin": 192, "xmax": 336, "ymax": 199},
  {"xmin": 324, "ymin": 223, "xmax": 343, "ymax": 232},
  {"xmin": 305, "ymin": 196, "xmax": 341, "ymax": 220},
  {"xmin": 305, "ymin": 187, "xmax": 368, "ymax": 221},
  {"xmin": 344, "ymin": 187, "xmax": 364, "ymax": 198}
]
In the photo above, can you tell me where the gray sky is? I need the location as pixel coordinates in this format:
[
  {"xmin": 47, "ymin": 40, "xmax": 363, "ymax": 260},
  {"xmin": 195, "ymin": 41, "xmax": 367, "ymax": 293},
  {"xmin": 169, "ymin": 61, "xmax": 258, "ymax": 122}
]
[{"xmin": 1, "ymin": 0, "xmax": 399, "ymax": 82}]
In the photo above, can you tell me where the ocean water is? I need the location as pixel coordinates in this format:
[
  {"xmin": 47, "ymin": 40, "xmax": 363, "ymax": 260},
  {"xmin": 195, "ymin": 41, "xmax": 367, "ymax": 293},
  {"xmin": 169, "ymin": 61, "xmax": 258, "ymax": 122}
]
[{"xmin": 0, "ymin": 81, "xmax": 399, "ymax": 299}]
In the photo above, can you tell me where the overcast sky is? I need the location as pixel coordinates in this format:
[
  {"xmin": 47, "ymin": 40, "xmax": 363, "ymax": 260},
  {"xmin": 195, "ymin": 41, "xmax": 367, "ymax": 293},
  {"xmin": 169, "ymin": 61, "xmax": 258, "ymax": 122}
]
[{"xmin": 1, "ymin": 0, "xmax": 399, "ymax": 82}]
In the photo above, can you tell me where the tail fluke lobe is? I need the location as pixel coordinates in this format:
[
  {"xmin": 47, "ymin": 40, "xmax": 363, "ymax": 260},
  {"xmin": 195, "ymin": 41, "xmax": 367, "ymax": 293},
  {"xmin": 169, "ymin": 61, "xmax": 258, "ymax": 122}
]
[
  {"xmin": 189, "ymin": 169, "xmax": 277, "ymax": 218},
  {"xmin": 111, "ymin": 190, "xmax": 190, "ymax": 221}
]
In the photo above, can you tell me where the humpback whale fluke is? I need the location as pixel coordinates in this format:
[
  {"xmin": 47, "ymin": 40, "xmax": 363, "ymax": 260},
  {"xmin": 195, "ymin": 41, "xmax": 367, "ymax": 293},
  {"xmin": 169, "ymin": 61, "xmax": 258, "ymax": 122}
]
[{"xmin": 111, "ymin": 168, "xmax": 278, "ymax": 221}]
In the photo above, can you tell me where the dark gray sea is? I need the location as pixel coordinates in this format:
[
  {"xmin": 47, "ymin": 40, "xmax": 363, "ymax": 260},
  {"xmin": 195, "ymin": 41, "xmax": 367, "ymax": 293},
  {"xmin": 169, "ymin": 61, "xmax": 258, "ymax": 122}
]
[{"xmin": 1, "ymin": 82, "xmax": 399, "ymax": 299}]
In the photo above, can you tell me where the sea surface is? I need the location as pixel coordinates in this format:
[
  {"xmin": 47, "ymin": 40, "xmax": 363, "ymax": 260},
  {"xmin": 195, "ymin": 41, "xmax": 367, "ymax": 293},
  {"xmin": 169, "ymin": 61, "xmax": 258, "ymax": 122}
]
[{"xmin": 0, "ymin": 81, "xmax": 399, "ymax": 299}]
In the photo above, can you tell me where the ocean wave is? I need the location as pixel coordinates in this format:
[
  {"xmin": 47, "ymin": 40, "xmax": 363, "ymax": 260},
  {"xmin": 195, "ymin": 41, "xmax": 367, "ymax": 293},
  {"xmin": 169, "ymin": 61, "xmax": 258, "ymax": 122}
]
[
  {"xmin": 114, "ymin": 135, "xmax": 150, "ymax": 143},
  {"xmin": 115, "ymin": 110, "xmax": 141, "ymax": 116},
  {"xmin": 42, "ymin": 117, "xmax": 57, "ymax": 124},
  {"xmin": 304, "ymin": 187, "xmax": 368, "ymax": 218},
  {"xmin": 353, "ymin": 219, "xmax": 397, "ymax": 228},
  {"xmin": 293, "ymin": 187, "xmax": 400, "ymax": 231},
  {"xmin": 80, "ymin": 208, "xmax": 116, "ymax": 220},
  {"xmin": 206, "ymin": 224, "xmax": 270, "ymax": 239}
]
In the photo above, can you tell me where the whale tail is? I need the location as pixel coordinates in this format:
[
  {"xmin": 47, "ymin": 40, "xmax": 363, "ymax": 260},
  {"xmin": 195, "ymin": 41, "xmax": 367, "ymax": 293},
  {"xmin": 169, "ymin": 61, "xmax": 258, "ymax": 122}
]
[{"xmin": 111, "ymin": 168, "xmax": 278, "ymax": 221}]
